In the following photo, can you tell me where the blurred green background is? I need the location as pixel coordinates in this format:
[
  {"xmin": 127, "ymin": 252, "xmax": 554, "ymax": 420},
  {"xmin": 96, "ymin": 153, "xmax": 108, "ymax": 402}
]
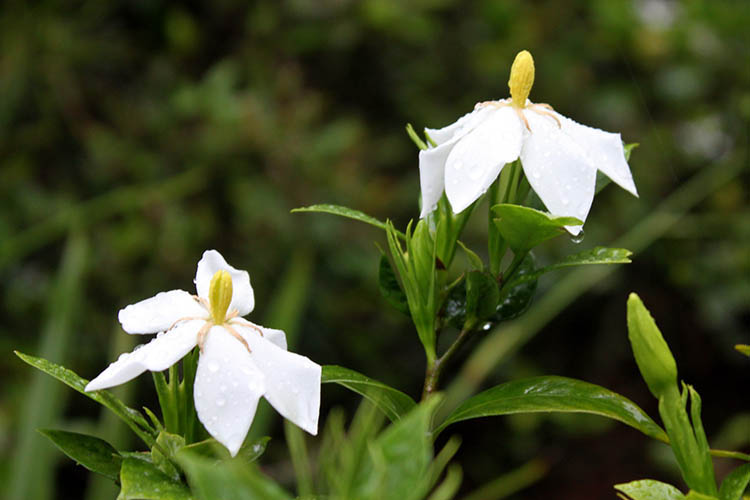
[{"xmin": 1, "ymin": 0, "xmax": 748, "ymax": 499}]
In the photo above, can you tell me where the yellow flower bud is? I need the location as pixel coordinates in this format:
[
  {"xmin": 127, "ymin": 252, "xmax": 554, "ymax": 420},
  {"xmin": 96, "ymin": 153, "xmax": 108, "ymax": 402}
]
[
  {"xmin": 208, "ymin": 270, "xmax": 233, "ymax": 324},
  {"xmin": 508, "ymin": 50, "xmax": 535, "ymax": 108}
]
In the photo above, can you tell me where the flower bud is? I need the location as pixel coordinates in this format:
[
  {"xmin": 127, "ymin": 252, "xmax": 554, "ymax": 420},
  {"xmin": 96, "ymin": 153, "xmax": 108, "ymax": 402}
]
[
  {"xmin": 208, "ymin": 270, "xmax": 233, "ymax": 324},
  {"xmin": 627, "ymin": 293, "xmax": 678, "ymax": 399},
  {"xmin": 508, "ymin": 50, "xmax": 535, "ymax": 108}
]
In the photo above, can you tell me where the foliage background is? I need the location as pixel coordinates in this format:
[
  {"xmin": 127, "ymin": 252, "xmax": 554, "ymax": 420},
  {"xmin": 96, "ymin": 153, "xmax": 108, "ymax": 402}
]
[{"xmin": 1, "ymin": 0, "xmax": 748, "ymax": 498}]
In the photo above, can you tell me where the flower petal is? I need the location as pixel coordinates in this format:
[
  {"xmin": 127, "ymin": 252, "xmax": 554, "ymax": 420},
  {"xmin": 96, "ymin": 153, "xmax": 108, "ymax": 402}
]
[
  {"xmin": 85, "ymin": 320, "xmax": 202, "ymax": 391},
  {"xmin": 194, "ymin": 326, "xmax": 266, "ymax": 457},
  {"xmin": 418, "ymin": 143, "xmax": 449, "ymax": 218},
  {"xmin": 425, "ymin": 106, "xmax": 493, "ymax": 145},
  {"xmin": 237, "ymin": 324, "xmax": 320, "ymax": 435},
  {"xmin": 445, "ymin": 106, "xmax": 523, "ymax": 214},
  {"xmin": 232, "ymin": 321, "xmax": 287, "ymax": 350},
  {"xmin": 194, "ymin": 250, "xmax": 255, "ymax": 317},
  {"xmin": 118, "ymin": 290, "xmax": 208, "ymax": 334},
  {"xmin": 520, "ymin": 111, "xmax": 597, "ymax": 234},
  {"xmin": 557, "ymin": 113, "xmax": 638, "ymax": 196}
]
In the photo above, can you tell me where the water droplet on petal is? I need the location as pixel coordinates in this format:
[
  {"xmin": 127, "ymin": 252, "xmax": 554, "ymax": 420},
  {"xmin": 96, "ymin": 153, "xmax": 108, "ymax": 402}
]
[
  {"xmin": 570, "ymin": 229, "xmax": 585, "ymax": 244},
  {"xmin": 454, "ymin": 161, "xmax": 464, "ymax": 170},
  {"xmin": 216, "ymin": 398, "xmax": 226, "ymax": 407},
  {"xmin": 208, "ymin": 362, "xmax": 219, "ymax": 373}
]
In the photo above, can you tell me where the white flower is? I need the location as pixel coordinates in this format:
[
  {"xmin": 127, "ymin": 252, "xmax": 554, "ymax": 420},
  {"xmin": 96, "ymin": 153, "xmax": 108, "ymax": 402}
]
[
  {"xmin": 418, "ymin": 50, "xmax": 638, "ymax": 234},
  {"xmin": 85, "ymin": 250, "xmax": 321, "ymax": 456}
]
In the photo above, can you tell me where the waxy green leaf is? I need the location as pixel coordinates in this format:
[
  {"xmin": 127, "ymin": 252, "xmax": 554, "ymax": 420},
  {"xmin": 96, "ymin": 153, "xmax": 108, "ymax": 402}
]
[
  {"xmin": 15, "ymin": 352, "xmax": 156, "ymax": 447},
  {"xmin": 291, "ymin": 204, "xmax": 404, "ymax": 238},
  {"xmin": 119, "ymin": 454, "xmax": 192, "ymax": 500},
  {"xmin": 378, "ymin": 254, "xmax": 409, "ymax": 314},
  {"xmin": 322, "ymin": 365, "xmax": 416, "ymax": 422},
  {"xmin": 438, "ymin": 376, "xmax": 667, "ymax": 442},
  {"xmin": 178, "ymin": 450, "xmax": 292, "ymax": 500},
  {"xmin": 505, "ymin": 247, "xmax": 632, "ymax": 289},
  {"xmin": 719, "ymin": 463, "xmax": 750, "ymax": 500},
  {"xmin": 491, "ymin": 204, "xmax": 581, "ymax": 252},
  {"xmin": 615, "ymin": 479, "xmax": 686, "ymax": 500},
  {"xmin": 39, "ymin": 429, "xmax": 121, "ymax": 482},
  {"xmin": 494, "ymin": 254, "xmax": 537, "ymax": 323}
]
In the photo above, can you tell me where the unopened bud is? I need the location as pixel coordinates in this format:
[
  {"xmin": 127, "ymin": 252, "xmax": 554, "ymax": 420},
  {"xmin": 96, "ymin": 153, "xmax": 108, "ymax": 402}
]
[{"xmin": 508, "ymin": 50, "xmax": 535, "ymax": 108}]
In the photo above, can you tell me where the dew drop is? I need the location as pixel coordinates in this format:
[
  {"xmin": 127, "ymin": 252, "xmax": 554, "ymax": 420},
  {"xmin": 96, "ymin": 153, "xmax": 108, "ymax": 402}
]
[
  {"xmin": 532, "ymin": 172, "xmax": 541, "ymax": 179},
  {"xmin": 216, "ymin": 398, "xmax": 226, "ymax": 407},
  {"xmin": 208, "ymin": 362, "xmax": 219, "ymax": 373},
  {"xmin": 220, "ymin": 384, "xmax": 227, "ymax": 393},
  {"xmin": 570, "ymin": 229, "xmax": 585, "ymax": 244},
  {"xmin": 482, "ymin": 322, "xmax": 492, "ymax": 331},
  {"xmin": 453, "ymin": 161, "xmax": 464, "ymax": 170}
]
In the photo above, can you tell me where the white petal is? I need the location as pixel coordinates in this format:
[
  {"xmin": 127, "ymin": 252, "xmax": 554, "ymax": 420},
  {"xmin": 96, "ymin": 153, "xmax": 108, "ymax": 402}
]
[
  {"xmin": 118, "ymin": 290, "xmax": 208, "ymax": 334},
  {"xmin": 85, "ymin": 320, "xmax": 202, "ymax": 391},
  {"xmin": 194, "ymin": 326, "xmax": 265, "ymax": 456},
  {"xmin": 556, "ymin": 113, "xmax": 638, "ymax": 196},
  {"xmin": 418, "ymin": 143, "xmax": 450, "ymax": 218},
  {"xmin": 194, "ymin": 250, "xmax": 255, "ymax": 317},
  {"xmin": 445, "ymin": 107, "xmax": 523, "ymax": 214},
  {"xmin": 233, "ymin": 322, "xmax": 287, "ymax": 350},
  {"xmin": 520, "ymin": 111, "xmax": 598, "ymax": 234},
  {"xmin": 425, "ymin": 106, "xmax": 493, "ymax": 145},
  {"xmin": 239, "ymin": 325, "xmax": 321, "ymax": 435}
]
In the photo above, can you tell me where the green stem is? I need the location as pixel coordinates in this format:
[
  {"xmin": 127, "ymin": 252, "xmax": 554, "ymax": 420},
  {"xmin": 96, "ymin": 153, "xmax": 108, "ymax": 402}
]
[{"xmin": 422, "ymin": 327, "xmax": 473, "ymax": 400}]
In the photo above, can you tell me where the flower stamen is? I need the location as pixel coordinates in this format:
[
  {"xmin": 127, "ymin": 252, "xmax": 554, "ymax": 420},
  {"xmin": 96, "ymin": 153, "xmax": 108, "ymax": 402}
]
[{"xmin": 224, "ymin": 323, "xmax": 252, "ymax": 353}]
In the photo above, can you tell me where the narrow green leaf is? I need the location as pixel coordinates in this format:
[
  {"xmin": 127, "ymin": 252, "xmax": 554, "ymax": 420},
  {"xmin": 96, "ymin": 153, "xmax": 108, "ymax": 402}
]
[
  {"xmin": 15, "ymin": 352, "xmax": 156, "ymax": 447},
  {"xmin": 719, "ymin": 463, "xmax": 750, "ymax": 500},
  {"xmin": 615, "ymin": 479, "xmax": 686, "ymax": 500},
  {"xmin": 118, "ymin": 455, "xmax": 192, "ymax": 500},
  {"xmin": 504, "ymin": 247, "xmax": 632, "ymax": 289},
  {"xmin": 463, "ymin": 458, "xmax": 547, "ymax": 500},
  {"xmin": 284, "ymin": 420, "xmax": 313, "ymax": 497},
  {"xmin": 627, "ymin": 293, "xmax": 679, "ymax": 399},
  {"xmin": 322, "ymin": 365, "xmax": 416, "ymax": 422},
  {"xmin": 428, "ymin": 465, "xmax": 463, "ymax": 500},
  {"xmin": 178, "ymin": 451, "xmax": 293, "ymax": 500},
  {"xmin": 378, "ymin": 254, "xmax": 409, "ymax": 314},
  {"xmin": 491, "ymin": 204, "xmax": 581, "ymax": 252},
  {"xmin": 39, "ymin": 429, "xmax": 121, "ymax": 482},
  {"xmin": 438, "ymin": 376, "xmax": 667, "ymax": 442},
  {"xmin": 457, "ymin": 240, "xmax": 484, "ymax": 271},
  {"xmin": 181, "ymin": 437, "xmax": 270, "ymax": 463},
  {"xmin": 292, "ymin": 204, "xmax": 405, "ymax": 238}
]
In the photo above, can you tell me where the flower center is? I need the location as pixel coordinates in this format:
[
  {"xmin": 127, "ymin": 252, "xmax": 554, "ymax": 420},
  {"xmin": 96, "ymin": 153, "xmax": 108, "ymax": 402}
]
[
  {"xmin": 208, "ymin": 270, "xmax": 233, "ymax": 325},
  {"xmin": 508, "ymin": 50, "xmax": 535, "ymax": 109}
]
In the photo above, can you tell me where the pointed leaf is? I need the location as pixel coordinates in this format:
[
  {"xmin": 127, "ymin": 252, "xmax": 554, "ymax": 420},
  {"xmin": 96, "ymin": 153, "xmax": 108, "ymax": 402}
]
[
  {"xmin": 322, "ymin": 365, "xmax": 416, "ymax": 422},
  {"xmin": 378, "ymin": 254, "xmax": 409, "ymax": 315},
  {"xmin": 491, "ymin": 204, "xmax": 582, "ymax": 252},
  {"xmin": 292, "ymin": 204, "xmax": 405, "ymax": 238},
  {"xmin": 615, "ymin": 479, "xmax": 686, "ymax": 500},
  {"xmin": 118, "ymin": 454, "xmax": 192, "ymax": 500},
  {"xmin": 438, "ymin": 376, "xmax": 667, "ymax": 442},
  {"xmin": 493, "ymin": 254, "xmax": 537, "ymax": 323},
  {"xmin": 39, "ymin": 429, "xmax": 121, "ymax": 482},
  {"xmin": 15, "ymin": 352, "xmax": 156, "ymax": 447},
  {"xmin": 178, "ymin": 450, "xmax": 293, "ymax": 500},
  {"xmin": 506, "ymin": 247, "xmax": 632, "ymax": 289},
  {"xmin": 465, "ymin": 271, "xmax": 500, "ymax": 327},
  {"xmin": 719, "ymin": 463, "xmax": 750, "ymax": 500}
]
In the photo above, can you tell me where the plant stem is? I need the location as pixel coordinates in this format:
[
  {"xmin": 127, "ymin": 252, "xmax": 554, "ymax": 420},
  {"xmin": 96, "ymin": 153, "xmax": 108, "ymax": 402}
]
[{"xmin": 422, "ymin": 326, "xmax": 473, "ymax": 400}]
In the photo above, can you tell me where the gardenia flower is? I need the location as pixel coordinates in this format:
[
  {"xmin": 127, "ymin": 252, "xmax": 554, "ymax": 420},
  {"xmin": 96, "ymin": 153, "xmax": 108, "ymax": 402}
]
[
  {"xmin": 85, "ymin": 250, "xmax": 321, "ymax": 456},
  {"xmin": 418, "ymin": 50, "xmax": 638, "ymax": 234}
]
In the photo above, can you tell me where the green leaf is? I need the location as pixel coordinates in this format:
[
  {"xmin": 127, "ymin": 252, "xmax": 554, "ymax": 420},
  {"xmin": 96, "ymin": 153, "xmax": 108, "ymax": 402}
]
[
  {"xmin": 615, "ymin": 479, "xmax": 686, "ymax": 500},
  {"xmin": 493, "ymin": 254, "xmax": 537, "ymax": 323},
  {"xmin": 625, "ymin": 142, "xmax": 639, "ymax": 161},
  {"xmin": 151, "ymin": 432, "xmax": 185, "ymax": 481},
  {"xmin": 118, "ymin": 455, "xmax": 192, "ymax": 500},
  {"xmin": 182, "ymin": 437, "xmax": 270, "ymax": 463},
  {"xmin": 465, "ymin": 271, "xmax": 500, "ymax": 328},
  {"xmin": 438, "ymin": 376, "xmax": 668, "ymax": 441},
  {"xmin": 378, "ymin": 254, "xmax": 409, "ymax": 314},
  {"xmin": 14, "ymin": 352, "xmax": 156, "ymax": 447},
  {"xmin": 457, "ymin": 240, "xmax": 484, "ymax": 271},
  {"xmin": 719, "ymin": 463, "xmax": 750, "ymax": 500},
  {"xmin": 627, "ymin": 293, "xmax": 678, "ymax": 399},
  {"xmin": 38, "ymin": 429, "xmax": 121, "ymax": 482},
  {"xmin": 178, "ymin": 451, "xmax": 293, "ymax": 500},
  {"xmin": 505, "ymin": 247, "xmax": 632, "ymax": 288},
  {"xmin": 291, "ymin": 204, "xmax": 404, "ymax": 238},
  {"xmin": 360, "ymin": 398, "xmax": 440, "ymax": 500},
  {"xmin": 321, "ymin": 365, "xmax": 416, "ymax": 422},
  {"xmin": 735, "ymin": 344, "xmax": 750, "ymax": 357},
  {"xmin": 491, "ymin": 204, "xmax": 582, "ymax": 252}
]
